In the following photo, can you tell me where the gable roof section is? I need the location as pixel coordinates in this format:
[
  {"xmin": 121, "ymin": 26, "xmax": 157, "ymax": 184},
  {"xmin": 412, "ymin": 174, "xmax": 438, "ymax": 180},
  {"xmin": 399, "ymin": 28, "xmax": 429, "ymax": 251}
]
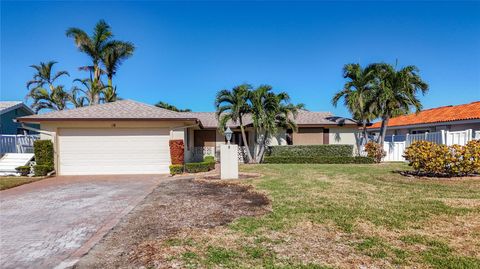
[
  {"xmin": 369, "ymin": 101, "xmax": 480, "ymax": 129},
  {"xmin": 16, "ymin": 100, "xmax": 200, "ymax": 124},
  {"xmin": 0, "ymin": 101, "xmax": 34, "ymax": 115}
]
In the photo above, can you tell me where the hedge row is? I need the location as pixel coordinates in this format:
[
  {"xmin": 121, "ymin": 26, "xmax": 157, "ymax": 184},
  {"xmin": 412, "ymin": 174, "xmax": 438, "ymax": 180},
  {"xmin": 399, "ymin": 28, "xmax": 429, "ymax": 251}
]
[
  {"xmin": 169, "ymin": 156, "xmax": 216, "ymax": 175},
  {"xmin": 263, "ymin": 156, "xmax": 374, "ymax": 164},
  {"xmin": 267, "ymin": 145, "xmax": 353, "ymax": 157}
]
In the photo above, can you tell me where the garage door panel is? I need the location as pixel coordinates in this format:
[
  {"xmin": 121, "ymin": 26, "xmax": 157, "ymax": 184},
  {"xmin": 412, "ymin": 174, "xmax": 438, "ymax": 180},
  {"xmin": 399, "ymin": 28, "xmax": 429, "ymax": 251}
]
[{"xmin": 58, "ymin": 128, "xmax": 171, "ymax": 175}]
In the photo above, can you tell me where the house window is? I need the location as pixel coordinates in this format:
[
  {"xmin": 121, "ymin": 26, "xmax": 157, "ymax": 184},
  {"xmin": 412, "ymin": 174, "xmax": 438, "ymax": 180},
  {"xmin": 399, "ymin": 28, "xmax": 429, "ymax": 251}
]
[
  {"xmin": 231, "ymin": 131, "xmax": 248, "ymax": 146},
  {"xmin": 411, "ymin": 129, "xmax": 430, "ymax": 134}
]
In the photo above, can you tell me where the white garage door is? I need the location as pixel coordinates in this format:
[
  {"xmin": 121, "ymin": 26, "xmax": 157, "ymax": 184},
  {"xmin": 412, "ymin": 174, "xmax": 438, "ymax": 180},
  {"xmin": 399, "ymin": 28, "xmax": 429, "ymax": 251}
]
[{"xmin": 58, "ymin": 128, "xmax": 171, "ymax": 175}]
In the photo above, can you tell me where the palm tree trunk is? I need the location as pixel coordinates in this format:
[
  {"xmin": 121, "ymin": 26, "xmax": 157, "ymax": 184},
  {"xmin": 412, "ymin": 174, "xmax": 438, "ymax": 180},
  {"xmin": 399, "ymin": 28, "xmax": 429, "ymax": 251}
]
[
  {"xmin": 256, "ymin": 130, "xmax": 268, "ymax": 163},
  {"xmin": 108, "ymin": 76, "xmax": 113, "ymax": 88},
  {"xmin": 379, "ymin": 116, "xmax": 390, "ymax": 146},
  {"xmin": 239, "ymin": 118, "xmax": 254, "ymax": 163},
  {"xmin": 362, "ymin": 122, "xmax": 368, "ymax": 143}
]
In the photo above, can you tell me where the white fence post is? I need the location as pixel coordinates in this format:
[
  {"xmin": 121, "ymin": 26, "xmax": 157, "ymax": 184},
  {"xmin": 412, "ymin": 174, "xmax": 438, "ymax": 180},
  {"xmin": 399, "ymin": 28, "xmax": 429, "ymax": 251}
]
[{"xmin": 440, "ymin": 130, "xmax": 445, "ymax": 145}]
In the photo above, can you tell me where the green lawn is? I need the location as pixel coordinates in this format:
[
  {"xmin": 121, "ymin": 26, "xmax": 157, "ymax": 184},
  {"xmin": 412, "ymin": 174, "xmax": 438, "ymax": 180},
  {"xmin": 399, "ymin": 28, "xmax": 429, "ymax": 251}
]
[
  {"xmin": 161, "ymin": 163, "xmax": 480, "ymax": 268},
  {"xmin": 0, "ymin": 176, "xmax": 42, "ymax": 190}
]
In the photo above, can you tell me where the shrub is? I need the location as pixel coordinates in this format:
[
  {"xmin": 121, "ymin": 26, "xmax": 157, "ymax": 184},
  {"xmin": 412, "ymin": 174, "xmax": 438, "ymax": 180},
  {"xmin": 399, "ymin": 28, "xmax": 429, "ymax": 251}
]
[
  {"xmin": 185, "ymin": 162, "xmax": 212, "ymax": 173},
  {"xmin": 263, "ymin": 156, "xmax": 375, "ymax": 164},
  {"xmin": 34, "ymin": 140, "xmax": 54, "ymax": 166},
  {"xmin": 34, "ymin": 164, "xmax": 53, "ymax": 177},
  {"xmin": 169, "ymin": 140, "xmax": 184, "ymax": 165},
  {"xmin": 364, "ymin": 141, "xmax": 386, "ymax": 163},
  {"xmin": 169, "ymin": 164, "xmax": 184, "ymax": 175},
  {"xmin": 15, "ymin": 166, "xmax": 30, "ymax": 176},
  {"xmin": 267, "ymin": 145, "xmax": 353, "ymax": 158},
  {"xmin": 204, "ymin": 156, "xmax": 215, "ymax": 163},
  {"xmin": 204, "ymin": 156, "xmax": 215, "ymax": 170},
  {"xmin": 404, "ymin": 140, "xmax": 480, "ymax": 176}
]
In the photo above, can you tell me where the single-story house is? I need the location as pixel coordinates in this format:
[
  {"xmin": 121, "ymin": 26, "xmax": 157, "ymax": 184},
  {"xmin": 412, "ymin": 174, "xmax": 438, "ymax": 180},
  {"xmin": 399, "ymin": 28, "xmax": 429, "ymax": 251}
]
[
  {"xmin": 367, "ymin": 101, "xmax": 480, "ymax": 136},
  {"xmin": 0, "ymin": 101, "xmax": 37, "ymax": 134},
  {"xmin": 16, "ymin": 99, "xmax": 360, "ymax": 175}
]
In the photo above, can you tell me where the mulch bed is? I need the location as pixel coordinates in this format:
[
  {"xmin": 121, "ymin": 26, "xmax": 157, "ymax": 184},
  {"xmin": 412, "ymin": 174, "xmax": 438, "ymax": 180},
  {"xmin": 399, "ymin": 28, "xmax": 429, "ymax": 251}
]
[
  {"xmin": 397, "ymin": 170, "xmax": 480, "ymax": 179},
  {"xmin": 75, "ymin": 177, "xmax": 270, "ymax": 269}
]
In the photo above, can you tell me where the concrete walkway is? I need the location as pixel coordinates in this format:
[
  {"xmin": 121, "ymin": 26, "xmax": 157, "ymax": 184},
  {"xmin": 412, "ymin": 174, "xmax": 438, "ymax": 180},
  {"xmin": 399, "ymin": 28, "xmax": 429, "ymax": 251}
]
[{"xmin": 0, "ymin": 175, "xmax": 164, "ymax": 269}]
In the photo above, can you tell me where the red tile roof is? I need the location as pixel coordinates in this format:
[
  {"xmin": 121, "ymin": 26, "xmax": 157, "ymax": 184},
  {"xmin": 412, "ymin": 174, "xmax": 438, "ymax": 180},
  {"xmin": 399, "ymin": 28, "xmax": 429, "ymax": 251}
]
[{"xmin": 369, "ymin": 101, "xmax": 480, "ymax": 129}]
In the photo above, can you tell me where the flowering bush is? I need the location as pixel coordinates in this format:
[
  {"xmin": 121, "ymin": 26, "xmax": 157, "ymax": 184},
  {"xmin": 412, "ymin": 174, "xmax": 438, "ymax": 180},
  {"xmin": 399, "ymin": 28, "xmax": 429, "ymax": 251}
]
[
  {"xmin": 364, "ymin": 141, "xmax": 386, "ymax": 163},
  {"xmin": 404, "ymin": 140, "xmax": 480, "ymax": 176}
]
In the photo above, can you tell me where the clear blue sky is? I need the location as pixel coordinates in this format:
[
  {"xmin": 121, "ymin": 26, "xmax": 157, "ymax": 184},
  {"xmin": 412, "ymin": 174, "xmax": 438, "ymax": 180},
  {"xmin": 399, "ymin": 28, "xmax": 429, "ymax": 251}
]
[{"xmin": 1, "ymin": 1, "xmax": 479, "ymax": 116}]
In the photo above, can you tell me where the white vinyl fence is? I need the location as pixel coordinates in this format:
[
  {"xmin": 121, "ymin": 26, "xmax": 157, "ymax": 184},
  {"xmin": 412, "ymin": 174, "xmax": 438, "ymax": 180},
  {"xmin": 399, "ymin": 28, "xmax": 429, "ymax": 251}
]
[
  {"xmin": 383, "ymin": 141, "xmax": 406, "ymax": 162},
  {"xmin": 370, "ymin": 129, "xmax": 478, "ymax": 162},
  {"xmin": 0, "ymin": 135, "xmax": 39, "ymax": 154}
]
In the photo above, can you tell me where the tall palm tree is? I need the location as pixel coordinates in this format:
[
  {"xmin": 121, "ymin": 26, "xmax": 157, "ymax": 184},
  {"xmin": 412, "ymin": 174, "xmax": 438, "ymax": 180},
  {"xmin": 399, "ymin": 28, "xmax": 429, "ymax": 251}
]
[
  {"xmin": 372, "ymin": 63, "xmax": 429, "ymax": 145},
  {"xmin": 26, "ymin": 61, "xmax": 70, "ymax": 112},
  {"xmin": 332, "ymin": 63, "xmax": 377, "ymax": 144},
  {"xmin": 250, "ymin": 85, "xmax": 302, "ymax": 162},
  {"xmin": 102, "ymin": 41, "xmax": 135, "ymax": 87},
  {"xmin": 155, "ymin": 101, "xmax": 191, "ymax": 112},
  {"xmin": 66, "ymin": 20, "xmax": 135, "ymax": 100},
  {"xmin": 215, "ymin": 84, "xmax": 254, "ymax": 163},
  {"xmin": 66, "ymin": 20, "xmax": 114, "ymax": 84}
]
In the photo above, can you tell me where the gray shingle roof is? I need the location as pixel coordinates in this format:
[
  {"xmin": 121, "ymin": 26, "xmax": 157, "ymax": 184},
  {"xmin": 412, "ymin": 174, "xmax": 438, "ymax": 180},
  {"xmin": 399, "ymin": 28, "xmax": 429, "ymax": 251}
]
[
  {"xmin": 16, "ymin": 100, "xmax": 357, "ymax": 127},
  {"xmin": 0, "ymin": 101, "xmax": 34, "ymax": 115},
  {"xmin": 17, "ymin": 100, "xmax": 199, "ymax": 123},
  {"xmin": 295, "ymin": 110, "xmax": 358, "ymax": 125}
]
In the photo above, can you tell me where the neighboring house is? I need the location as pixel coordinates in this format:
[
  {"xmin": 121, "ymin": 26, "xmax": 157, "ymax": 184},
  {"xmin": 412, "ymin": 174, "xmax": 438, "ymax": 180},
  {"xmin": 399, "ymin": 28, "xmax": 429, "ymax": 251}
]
[
  {"xmin": 17, "ymin": 99, "xmax": 360, "ymax": 176},
  {"xmin": 0, "ymin": 101, "xmax": 36, "ymax": 134},
  {"xmin": 367, "ymin": 101, "xmax": 480, "ymax": 136}
]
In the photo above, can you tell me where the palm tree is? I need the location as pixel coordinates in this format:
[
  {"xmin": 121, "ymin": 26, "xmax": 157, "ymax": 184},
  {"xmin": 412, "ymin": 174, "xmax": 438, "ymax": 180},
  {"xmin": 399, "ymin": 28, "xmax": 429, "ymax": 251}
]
[
  {"xmin": 27, "ymin": 61, "xmax": 69, "ymax": 91},
  {"xmin": 68, "ymin": 88, "xmax": 87, "ymax": 108},
  {"xmin": 215, "ymin": 84, "xmax": 254, "ymax": 163},
  {"xmin": 332, "ymin": 63, "xmax": 377, "ymax": 144},
  {"xmin": 250, "ymin": 85, "xmax": 302, "ymax": 162},
  {"xmin": 372, "ymin": 63, "xmax": 429, "ymax": 145},
  {"xmin": 66, "ymin": 20, "xmax": 135, "ymax": 95},
  {"xmin": 71, "ymin": 78, "xmax": 111, "ymax": 106},
  {"xmin": 155, "ymin": 101, "xmax": 191, "ymax": 112},
  {"xmin": 28, "ymin": 85, "xmax": 70, "ymax": 113},
  {"xmin": 102, "ymin": 86, "xmax": 119, "ymax": 103},
  {"xmin": 66, "ymin": 20, "xmax": 113, "ymax": 84},
  {"xmin": 26, "ymin": 61, "xmax": 70, "ymax": 112},
  {"xmin": 102, "ymin": 41, "xmax": 135, "ymax": 87}
]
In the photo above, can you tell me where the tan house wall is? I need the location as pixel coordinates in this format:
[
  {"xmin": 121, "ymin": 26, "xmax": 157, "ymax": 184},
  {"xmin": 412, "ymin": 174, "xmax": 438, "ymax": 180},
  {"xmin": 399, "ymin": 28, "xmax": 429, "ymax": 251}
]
[
  {"xmin": 194, "ymin": 130, "xmax": 217, "ymax": 147},
  {"xmin": 292, "ymin": 127, "xmax": 324, "ymax": 145}
]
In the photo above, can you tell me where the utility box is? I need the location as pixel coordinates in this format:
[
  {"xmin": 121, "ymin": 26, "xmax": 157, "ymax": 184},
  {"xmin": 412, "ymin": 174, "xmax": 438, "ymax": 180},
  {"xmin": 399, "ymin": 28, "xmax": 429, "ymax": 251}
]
[{"xmin": 220, "ymin": 144, "xmax": 238, "ymax": 179}]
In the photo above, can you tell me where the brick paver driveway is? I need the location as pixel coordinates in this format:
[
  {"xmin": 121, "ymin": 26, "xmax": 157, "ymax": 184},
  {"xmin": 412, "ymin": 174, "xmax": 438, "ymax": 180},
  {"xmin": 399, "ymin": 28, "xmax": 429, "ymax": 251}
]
[{"xmin": 0, "ymin": 175, "xmax": 163, "ymax": 269}]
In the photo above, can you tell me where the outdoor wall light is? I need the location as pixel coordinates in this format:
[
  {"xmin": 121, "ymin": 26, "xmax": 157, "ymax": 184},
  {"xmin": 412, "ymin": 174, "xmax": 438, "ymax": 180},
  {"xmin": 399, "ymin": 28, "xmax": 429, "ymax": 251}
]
[{"xmin": 224, "ymin": 127, "xmax": 233, "ymax": 144}]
